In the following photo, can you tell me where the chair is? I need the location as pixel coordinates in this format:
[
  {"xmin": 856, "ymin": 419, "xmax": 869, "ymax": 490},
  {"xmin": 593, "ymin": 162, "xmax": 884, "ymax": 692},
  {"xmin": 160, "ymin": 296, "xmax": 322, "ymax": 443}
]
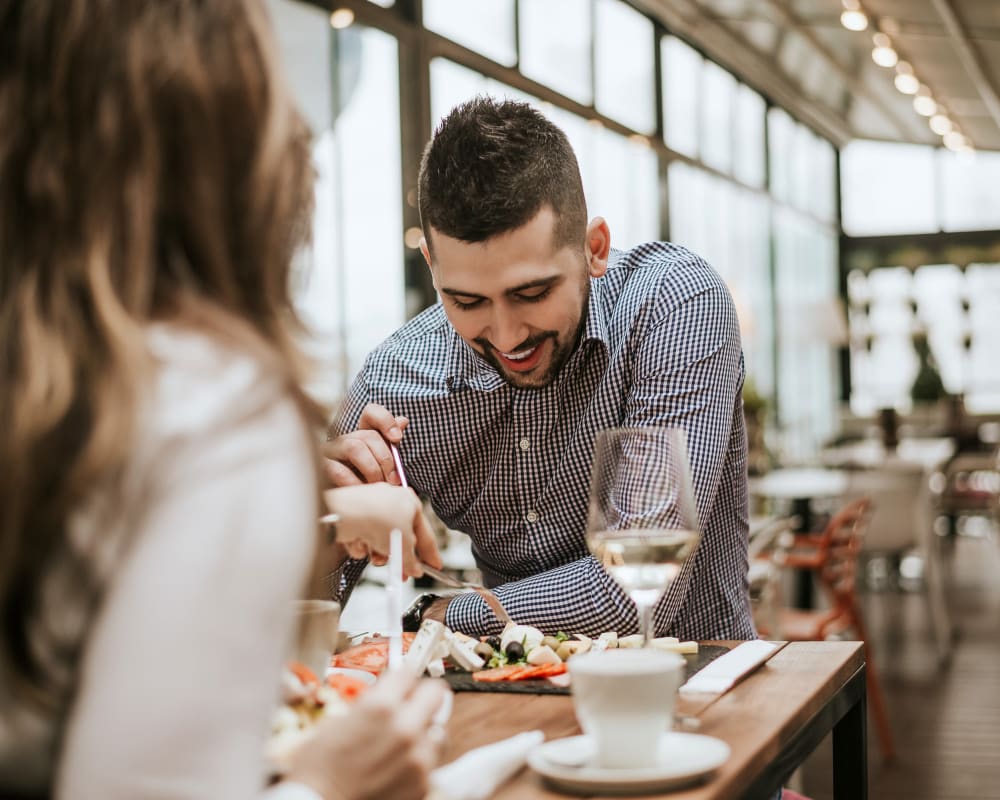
[
  {"xmin": 757, "ymin": 498, "xmax": 896, "ymax": 762},
  {"xmin": 844, "ymin": 462, "xmax": 953, "ymax": 666},
  {"xmin": 934, "ymin": 447, "xmax": 1000, "ymax": 537}
]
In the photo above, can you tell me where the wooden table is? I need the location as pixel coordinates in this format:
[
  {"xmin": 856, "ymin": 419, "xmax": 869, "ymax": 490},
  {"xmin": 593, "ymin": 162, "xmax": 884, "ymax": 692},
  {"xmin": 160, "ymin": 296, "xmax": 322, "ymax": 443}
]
[{"xmin": 442, "ymin": 641, "xmax": 867, "ymax": 799}]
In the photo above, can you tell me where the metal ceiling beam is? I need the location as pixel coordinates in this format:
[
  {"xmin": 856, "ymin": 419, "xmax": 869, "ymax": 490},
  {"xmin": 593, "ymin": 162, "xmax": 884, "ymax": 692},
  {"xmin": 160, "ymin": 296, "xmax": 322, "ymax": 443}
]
[{"xmin": 928, "ymin": 0, "xmax": 1000, "ymax": 139}]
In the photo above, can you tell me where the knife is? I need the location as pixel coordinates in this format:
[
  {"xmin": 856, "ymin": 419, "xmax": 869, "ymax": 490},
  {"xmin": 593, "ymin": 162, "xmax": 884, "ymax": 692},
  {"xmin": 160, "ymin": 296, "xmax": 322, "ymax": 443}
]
[{"xmin": 420, "ymin": 563, "xmax": 514, "ymax": 627}]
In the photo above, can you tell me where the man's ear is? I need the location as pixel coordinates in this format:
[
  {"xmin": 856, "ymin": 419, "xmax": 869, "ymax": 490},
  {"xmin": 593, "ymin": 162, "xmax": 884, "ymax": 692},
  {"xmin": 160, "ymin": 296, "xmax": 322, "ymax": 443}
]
[
  {"xmin": 585, "ymin": 217, "xmax": 611, "ymax": 278},
  {"xmin": 419, "ymin": 237, "xmax": 433, "ymax": 270}
]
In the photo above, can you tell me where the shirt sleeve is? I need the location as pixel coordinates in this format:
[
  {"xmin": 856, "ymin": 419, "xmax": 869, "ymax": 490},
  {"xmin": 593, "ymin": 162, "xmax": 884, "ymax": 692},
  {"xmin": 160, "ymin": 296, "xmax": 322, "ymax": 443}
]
[
  {"xmin": 55, "ymin": 391, "xmax": 318, "ymax": 798},
  {"xmin": 325, "ymin": 370, "xmax": 373, "ymax": 606},
  {"xmin": 447, "ymin": 278, "xmax": 744, "ymax": 639}
]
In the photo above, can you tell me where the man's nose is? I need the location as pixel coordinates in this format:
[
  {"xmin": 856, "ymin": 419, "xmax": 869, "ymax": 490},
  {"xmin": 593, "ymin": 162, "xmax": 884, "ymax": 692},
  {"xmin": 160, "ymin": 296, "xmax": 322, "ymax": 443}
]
[{"xmin": 487, "ymin": 307, "xmax": 529, "ymax": 353}]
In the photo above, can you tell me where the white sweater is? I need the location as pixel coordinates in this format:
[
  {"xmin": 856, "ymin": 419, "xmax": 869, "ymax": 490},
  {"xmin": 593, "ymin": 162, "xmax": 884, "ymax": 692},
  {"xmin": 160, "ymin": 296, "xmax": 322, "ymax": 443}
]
[{"xmin": 0, "ymin": 325, "xmax": 319, "ymax": 798}]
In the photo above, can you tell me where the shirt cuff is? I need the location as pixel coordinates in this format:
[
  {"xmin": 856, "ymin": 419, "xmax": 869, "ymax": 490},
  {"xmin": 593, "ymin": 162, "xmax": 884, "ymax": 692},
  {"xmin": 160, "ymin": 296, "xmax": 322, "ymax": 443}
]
[
  {"xmin": 265, "ymin": 781, "xmax": 325, "ymax": 800},
  {"xmin": 444, "ymin": 590, "xmax": 506, "ymax": 636}
]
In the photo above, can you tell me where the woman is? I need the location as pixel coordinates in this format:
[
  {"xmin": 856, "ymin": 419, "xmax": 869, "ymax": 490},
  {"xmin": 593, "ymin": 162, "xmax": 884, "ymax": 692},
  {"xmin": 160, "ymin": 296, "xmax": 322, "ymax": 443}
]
[{"xmin": 0, "ymin": 1, "xmax": 445, "ymax": 798}]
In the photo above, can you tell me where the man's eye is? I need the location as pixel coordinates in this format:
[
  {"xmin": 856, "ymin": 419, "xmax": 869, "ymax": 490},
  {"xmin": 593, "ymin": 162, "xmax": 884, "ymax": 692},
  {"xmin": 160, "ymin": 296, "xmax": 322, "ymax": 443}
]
[
  {"xmin": 517, "ymin": 288, "xmax": 551, "ymax": 303},
  {"xmin": 451, "ymin": 297, "xmax": 483, "ymax": 310}
]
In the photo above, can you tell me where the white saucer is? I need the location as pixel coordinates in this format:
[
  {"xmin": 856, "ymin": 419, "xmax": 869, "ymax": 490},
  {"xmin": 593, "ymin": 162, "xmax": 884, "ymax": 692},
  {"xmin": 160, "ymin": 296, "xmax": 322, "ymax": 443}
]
[
  {"xmin": 528, "ymin": 732, "xmax": 730, "ymax": 795},
  {"xmin": 325, "ymin": 666, "xmax": 377, "ymax": 685}
]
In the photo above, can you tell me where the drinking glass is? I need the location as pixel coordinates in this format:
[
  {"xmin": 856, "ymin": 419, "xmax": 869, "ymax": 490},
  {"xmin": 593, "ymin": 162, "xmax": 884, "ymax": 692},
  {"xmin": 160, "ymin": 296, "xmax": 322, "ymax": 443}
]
[
  {"xmin": 586, "ymin": 427, "xmax": 701, "ymax": 646},
  {"xmin": 294, "ymin": 599, "xmax": 341, "ymax": 680}
]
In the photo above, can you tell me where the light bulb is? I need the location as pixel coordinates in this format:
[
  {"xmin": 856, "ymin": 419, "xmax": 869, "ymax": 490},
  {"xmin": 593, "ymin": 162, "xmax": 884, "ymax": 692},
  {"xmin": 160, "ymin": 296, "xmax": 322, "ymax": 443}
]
[
  {"xmin": 894, "ymin": 73, "xmax": 920, "ymax": 94},
  {"xmin": 329, "ymin": 8, "xmax": 354, "ymax": 28},
  {"xmin": 943, "ymin": 131, "xmax": 966, "ymax": 151},
  {"xmin": 872, "ymin": 45, "xmax": 898, "ymax": 68},
  {"xmin": 913, "ymin": 88, "xmax": 936, "ymax": 117},
  {"xmin": 929, "ymin": 114, "xmax": 952, "ymax": 135},
  {"xmin": 841, "ymin": 10, "xmax": 868, "ymax": 31}
]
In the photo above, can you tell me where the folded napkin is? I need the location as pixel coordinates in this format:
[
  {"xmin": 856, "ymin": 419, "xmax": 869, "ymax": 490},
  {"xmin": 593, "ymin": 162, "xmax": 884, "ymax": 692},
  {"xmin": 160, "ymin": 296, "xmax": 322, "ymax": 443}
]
[
  {"xmin": 428, "ymin": 730, "xmax": 545, "ymax": 800},
  {"xmin": 679, "ymin": 640, "xmax": 780, "ymax": 696}
]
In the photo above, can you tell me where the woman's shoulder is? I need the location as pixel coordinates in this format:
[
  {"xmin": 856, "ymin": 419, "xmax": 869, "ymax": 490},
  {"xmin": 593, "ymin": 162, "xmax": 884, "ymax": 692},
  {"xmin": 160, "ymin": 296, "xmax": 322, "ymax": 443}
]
[{"xmin": 143, "ymin": 322, "xmax": 298, "ymax": 442}]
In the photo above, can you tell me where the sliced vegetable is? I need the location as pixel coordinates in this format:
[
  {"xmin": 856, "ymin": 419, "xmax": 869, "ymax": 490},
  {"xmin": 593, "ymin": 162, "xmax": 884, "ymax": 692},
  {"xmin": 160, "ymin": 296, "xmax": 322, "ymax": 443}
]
[
  {"xmin": 332, "ymin": 633, "xmax": 416, "ymax": 675},
  {"xmin": 326, "ymin": 672, "xmax": 369, "ymax": 701},
  {"xmin": 287, "ymin": 661, "xmax": 319, "ymax": 686}
]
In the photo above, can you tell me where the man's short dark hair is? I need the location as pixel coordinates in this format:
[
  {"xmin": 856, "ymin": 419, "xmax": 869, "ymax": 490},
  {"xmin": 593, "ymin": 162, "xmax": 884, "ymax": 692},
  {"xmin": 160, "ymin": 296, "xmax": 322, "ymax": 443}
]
[{"xmin": 418, "ymin": 96, "xmax": 587, "ymax": 257}]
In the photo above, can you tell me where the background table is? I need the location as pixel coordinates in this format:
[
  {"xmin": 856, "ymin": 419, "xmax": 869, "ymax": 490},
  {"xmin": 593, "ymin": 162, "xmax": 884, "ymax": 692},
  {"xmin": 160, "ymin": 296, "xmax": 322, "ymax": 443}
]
[{"xmin": 443, "ymin": 640, "xmax": 867, "ymax": 799}]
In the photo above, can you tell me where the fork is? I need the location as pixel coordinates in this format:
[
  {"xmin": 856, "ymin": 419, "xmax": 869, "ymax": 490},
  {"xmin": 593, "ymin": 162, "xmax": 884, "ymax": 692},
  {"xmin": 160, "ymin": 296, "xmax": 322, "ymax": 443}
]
[{"xmin": 390, "ymin": 444, "xmax": 514, "ymax": 627}]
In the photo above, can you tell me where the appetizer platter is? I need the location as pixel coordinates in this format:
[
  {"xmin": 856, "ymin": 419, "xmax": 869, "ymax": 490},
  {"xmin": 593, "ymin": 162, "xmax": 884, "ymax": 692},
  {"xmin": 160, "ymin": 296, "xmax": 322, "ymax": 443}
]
[{"xmin": 331, "ymin": 621, "xmax": 725, "ymax": 693}]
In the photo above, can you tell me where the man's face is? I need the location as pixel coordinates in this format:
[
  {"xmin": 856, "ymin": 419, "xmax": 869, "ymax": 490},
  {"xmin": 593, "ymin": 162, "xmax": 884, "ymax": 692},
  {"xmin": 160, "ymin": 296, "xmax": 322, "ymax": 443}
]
[{"xmin": 423, "ymin": 207, "xmax": 609, "ymax": 389}]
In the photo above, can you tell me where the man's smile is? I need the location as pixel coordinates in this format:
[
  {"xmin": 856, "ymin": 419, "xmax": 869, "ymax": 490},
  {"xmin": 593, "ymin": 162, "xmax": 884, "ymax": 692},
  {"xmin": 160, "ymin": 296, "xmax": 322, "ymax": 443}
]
[{"xmin": 493, "ymin": 340, "xmax": 547, "ymax": 372}]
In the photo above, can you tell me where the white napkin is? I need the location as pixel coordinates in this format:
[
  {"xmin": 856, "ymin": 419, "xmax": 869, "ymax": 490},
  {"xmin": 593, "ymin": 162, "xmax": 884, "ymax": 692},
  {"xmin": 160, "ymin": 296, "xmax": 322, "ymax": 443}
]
[
  {"xmin": 679, "ymin": 640, "xmax": 780, "ymax": 696},
  {"xmin": 429, "ymin": 730, "xmax": 544, "ymax": 800}
]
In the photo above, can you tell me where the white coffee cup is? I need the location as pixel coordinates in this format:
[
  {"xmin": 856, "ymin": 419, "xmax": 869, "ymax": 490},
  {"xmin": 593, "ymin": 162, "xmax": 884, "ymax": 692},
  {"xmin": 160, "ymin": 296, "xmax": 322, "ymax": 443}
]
[
  {"xmin": 569, "ymin": 648, "xmax": 685, "ymax": 769},
  {"xmin": 294, "ymin": 599, "xmax": 341, "ymax": 680}
]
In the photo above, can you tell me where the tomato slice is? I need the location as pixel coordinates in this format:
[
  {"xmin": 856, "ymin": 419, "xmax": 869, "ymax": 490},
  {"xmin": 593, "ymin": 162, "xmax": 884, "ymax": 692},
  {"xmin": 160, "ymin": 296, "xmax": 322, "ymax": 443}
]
[
  {"xmin": 472, "ymin": 665, "xmax": 529, "ymax": 682},
  {"xmin": 332, "ymin": 633, "xmax": 416, "ymax": 675},
  {"xmin": 326, "ymin": 672, "xmax": 370, "ymax": 701},
  {"xmin": 287, "ymin": 661, "xmax": 319, "ymax": 686}
]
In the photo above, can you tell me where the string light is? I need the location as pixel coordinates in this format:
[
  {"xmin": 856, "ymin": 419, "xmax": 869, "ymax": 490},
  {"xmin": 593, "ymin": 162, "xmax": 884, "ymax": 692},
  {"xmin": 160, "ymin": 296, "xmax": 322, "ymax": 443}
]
[
  {"xmin": 329, "ymin": 8, "xmax": 354, "ymax": 29},
  {"xmin": 893, "ymin": 62, "xmax": 920, "ymax": 95},
  {"xmin": 929, "ymin": 114, "xmax": 953, "ymax": 136},
  {"xmin": 871, "ymin": 33, "xmax": 898, "ymax": 68},
  {"xmin": 842, "ymin": 2, "xmax": 974, "ymax": 150},
  {"xmin": 943, "ymin": 130, "xmax": 967, "ymax": 151},
  {"xmin": 840, "ymin": 0, "xmax": 868, "ymax": 32}
]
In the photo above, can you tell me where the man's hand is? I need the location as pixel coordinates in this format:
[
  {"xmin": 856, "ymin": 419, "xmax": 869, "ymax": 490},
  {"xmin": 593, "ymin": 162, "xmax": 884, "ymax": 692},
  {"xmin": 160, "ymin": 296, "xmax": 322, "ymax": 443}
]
[
  {"xmin": 325, "ymin": 403, "xmax": 409, "ymax": 487},
  {"xmin": 421, "ymin": 596, "xmax": 452, "ymax": 624}
]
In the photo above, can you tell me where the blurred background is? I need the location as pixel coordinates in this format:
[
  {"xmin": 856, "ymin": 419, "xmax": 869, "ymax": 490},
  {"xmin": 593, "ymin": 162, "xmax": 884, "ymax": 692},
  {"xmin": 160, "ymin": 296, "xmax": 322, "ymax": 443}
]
[{"xmin": 266, "ymin": 1, "xmax": 1000, "ymax": 797}]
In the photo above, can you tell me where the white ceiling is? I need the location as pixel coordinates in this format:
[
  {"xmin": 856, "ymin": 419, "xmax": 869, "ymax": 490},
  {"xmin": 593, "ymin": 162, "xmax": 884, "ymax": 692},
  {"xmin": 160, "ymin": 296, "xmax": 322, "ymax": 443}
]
[{"xmin": 637, "ymin": 0, "xmax": 1000, "ymax": 151}]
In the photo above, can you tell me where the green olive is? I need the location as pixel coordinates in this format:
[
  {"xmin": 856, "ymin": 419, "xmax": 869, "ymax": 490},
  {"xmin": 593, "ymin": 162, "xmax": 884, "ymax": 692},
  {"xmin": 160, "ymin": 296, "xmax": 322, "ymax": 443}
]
[{"xmin": 541, "ymin": 636, "xmax": 561, "ymax": 650}]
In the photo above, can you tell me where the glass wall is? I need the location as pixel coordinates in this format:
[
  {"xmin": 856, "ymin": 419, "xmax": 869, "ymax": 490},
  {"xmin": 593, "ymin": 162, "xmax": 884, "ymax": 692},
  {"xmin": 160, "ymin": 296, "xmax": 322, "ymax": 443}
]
[
  {"xmin": 269, "ymin": 0, "xmax": 405, "ymax": 405},
  {"xmin": 269, "ymin": 0, "xmax": 848, "ymax": 458},
  {"xmin": 841, "ymin": 141, "xmax": 1000, "ymax": 415}
]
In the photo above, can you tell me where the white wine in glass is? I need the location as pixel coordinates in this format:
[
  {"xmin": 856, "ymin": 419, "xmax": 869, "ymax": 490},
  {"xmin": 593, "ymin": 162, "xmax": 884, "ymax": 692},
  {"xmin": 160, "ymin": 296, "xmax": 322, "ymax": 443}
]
[{"xmin": 586, "ymin": 427, "xmax": 701, "ymax": 645}]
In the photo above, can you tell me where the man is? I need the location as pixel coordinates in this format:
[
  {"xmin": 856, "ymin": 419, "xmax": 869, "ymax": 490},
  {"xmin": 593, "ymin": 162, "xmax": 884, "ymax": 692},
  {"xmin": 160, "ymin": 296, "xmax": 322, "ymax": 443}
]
[{"xmin": 327, "ymin": 96, "xmax": 754, "ymax": 641}]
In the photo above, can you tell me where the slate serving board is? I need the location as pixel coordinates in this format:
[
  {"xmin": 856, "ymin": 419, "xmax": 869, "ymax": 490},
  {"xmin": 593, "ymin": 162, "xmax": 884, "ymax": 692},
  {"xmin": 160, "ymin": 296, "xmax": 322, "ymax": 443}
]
[{"xmin": 443, "ymin": 644, "xmax": 730, "ymax": 694}]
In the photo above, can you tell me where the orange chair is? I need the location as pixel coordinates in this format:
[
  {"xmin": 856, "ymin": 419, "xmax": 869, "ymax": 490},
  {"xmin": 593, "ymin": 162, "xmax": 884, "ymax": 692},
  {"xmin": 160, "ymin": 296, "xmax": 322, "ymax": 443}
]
[{"xmin": 758, "ymin": 497, "xmax": 896, "ymax": 762}]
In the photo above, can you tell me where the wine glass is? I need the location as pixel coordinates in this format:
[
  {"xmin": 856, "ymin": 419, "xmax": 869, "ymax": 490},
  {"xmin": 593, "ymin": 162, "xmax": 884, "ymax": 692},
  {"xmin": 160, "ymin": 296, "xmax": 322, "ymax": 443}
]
[{"xmin": 586, "ymin": 427, "xmax": 702, "ymax": 646}]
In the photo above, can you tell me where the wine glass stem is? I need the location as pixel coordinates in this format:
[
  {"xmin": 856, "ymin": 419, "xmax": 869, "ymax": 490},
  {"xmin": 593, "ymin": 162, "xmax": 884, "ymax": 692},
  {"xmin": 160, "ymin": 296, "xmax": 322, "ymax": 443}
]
[{"xmin": 638, "ymin": 601, "xmax": 655, "ymax": 646}]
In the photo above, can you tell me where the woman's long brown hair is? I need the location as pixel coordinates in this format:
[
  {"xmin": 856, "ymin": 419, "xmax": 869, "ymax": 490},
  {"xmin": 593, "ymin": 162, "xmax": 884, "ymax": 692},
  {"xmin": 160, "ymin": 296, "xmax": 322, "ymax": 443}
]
[{"xmin": 0, "ymin": 0, "xmax": 323, "ymax": 707}]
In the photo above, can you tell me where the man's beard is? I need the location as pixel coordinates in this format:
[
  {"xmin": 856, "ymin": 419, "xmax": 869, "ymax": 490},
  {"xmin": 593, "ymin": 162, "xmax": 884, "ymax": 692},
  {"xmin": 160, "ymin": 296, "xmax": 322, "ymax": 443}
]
[{"xmin": 474, "ymin": 285, "xmax": 590, "ymax": 390}]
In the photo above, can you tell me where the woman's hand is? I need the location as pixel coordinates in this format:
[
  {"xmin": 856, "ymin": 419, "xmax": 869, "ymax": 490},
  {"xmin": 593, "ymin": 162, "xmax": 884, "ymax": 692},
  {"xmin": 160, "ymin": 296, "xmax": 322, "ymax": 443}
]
[
  {"xmin": 323, "ymin": 484, "xmax": 443, "ymax": 577},
  {"xmin": 283, "ymin": 671, "xmax": 450, "ymax": 800}
]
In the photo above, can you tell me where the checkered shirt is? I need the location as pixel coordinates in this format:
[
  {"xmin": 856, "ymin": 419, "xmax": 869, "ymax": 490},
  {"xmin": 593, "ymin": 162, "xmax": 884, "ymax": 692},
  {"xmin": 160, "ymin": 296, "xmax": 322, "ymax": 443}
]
[{"xmin": 331, "ymin": 242, "xmax": 755, "ymax": 641}]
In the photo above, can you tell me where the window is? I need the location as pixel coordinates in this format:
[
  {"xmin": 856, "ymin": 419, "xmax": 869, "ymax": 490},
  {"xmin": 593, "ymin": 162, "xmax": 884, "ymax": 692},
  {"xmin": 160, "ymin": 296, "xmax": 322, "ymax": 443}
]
[
  {"xmin": 594, "ymin": 0, "xmax": 655, "ymax": 134},
  {"xmin": 519, "ymin": 0, "xmax": 592, "ymax": 104},
  {"xmin": 423, "ymin": 0, "xmax": 517, "ymax": 67},
  {"xmin": 271, "ymin": 1, "xmax": 405, "ymax": 404},
  {"xmin": 840, "ymin": 140, "xmax": 937, "ymax": 236},
  {"xmin": 661, "ymin": 36, "xmax": 701, "ymax": 158},
  {"xmin": 700, "ymin": 60, "xmax": 735, "ymax": 174},
  {"xmin": 734, "ymin": 84, "xmax": 765, "ymax": 188}
]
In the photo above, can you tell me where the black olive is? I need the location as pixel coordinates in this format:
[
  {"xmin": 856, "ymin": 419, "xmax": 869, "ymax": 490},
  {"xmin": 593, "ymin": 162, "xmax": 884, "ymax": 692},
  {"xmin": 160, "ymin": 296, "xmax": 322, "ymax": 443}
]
[
  {"xmin": 505, "ymin": 640, "xmax": 525, "ymax": 661},
  {"xmin": 485, "ymin": 636, "xmax": 502, "ymax": 651}
]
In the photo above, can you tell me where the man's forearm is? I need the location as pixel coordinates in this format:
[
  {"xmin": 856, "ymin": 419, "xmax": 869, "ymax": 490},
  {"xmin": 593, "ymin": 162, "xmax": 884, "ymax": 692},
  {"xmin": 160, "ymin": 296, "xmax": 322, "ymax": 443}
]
[{"xmin": 441, "ymin": 556, "xmax": 648, "ymax": 637}]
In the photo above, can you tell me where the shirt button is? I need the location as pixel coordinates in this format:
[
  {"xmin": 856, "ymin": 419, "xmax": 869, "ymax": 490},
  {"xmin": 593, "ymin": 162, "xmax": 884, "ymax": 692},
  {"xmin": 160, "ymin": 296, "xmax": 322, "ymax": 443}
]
[
  {"xmin": 525, "ymin": 510, "xmax": 539, "ymax": 523},
  {"xmin": 519, "ymin": 438, "xmax": 531, "ymax": 451}
]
